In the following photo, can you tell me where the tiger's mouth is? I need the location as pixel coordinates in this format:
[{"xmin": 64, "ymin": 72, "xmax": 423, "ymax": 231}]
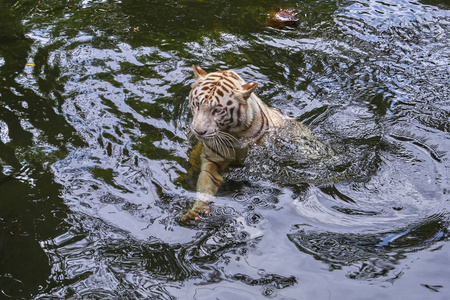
[
  {"xmin": 190, "ymin": 127, "xmax": 240, "ymax": 155},
  {"xmin": 190, "ymin": 127, "xmax": 218, "ymax": 140}
]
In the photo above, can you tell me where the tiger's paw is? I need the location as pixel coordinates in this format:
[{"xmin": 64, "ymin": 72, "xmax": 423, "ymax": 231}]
[{"xmin": 181, "ymin": 200, "xmax": 212, "ymax": 224}]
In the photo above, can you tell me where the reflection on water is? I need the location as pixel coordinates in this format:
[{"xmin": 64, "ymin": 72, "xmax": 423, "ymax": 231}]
[{"xmin": 1, "ymin": 0, "xmax": 450, "ymax": 299}]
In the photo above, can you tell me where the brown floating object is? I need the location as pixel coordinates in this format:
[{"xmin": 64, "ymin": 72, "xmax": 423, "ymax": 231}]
[{"xmin": 266, "ymin": 9, "xmax": 299, "ymax": 29}]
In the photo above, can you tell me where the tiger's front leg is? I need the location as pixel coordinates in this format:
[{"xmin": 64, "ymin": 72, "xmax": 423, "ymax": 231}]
[
  {"xmin": 197, "ymin": 157, "xmax": 224, "ymax": 195},
  {"xmin": 181, "ymin": 156, "xmax": 227, "ymax": 223}
]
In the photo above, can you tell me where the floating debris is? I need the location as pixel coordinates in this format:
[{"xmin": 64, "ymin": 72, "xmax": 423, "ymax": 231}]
[{"xmin": 266, "ymin": 9, "xmax": 299, "ymax": 29}]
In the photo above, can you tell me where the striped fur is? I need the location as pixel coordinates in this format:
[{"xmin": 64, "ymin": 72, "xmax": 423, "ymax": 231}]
[
  {"xmin": 182, "ymin": 65, "xmax": 314, "ymax": 222},
  {"xmin": 189, "ymin": 65, "xmax": 286, "ymax": 160}
]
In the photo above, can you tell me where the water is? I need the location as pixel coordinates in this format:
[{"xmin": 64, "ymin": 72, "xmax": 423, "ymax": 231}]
[{"xmin": 1, "ymin": 0, "xmax": 449, "ymax": 299}]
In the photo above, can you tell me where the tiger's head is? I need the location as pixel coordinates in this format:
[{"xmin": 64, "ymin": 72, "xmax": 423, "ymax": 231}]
[{"xmin": 189, "ymin": 65, "xmax": 258, "ymax": 147}]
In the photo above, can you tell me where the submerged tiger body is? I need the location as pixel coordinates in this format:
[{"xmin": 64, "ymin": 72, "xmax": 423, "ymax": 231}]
[{"xmin": 182, "ymin": 65, "xmax": 323, "ymax": 222}]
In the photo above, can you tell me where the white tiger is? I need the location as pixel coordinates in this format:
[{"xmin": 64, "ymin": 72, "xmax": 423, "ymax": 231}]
[{"xmin": 182, "ymin": 65, "xmax": 329, "ymax": 222}]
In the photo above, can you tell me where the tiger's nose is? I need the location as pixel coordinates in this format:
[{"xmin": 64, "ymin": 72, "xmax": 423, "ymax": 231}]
[{"xmin": 193, "ymin": 128, "xmax": 207, "ymax": 136}]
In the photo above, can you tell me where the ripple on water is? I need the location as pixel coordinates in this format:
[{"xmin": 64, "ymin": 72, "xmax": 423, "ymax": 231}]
[
  {"xmin": 288, "ymin": 215, "xmax": 448, "ymax": 276},
  {"xmin": 4, "ymin": 0, "xmax": 448, "ymax": 298},
  {"xmin": 292, "ymin": 126, "xmax": 449, "ymax": 230}
]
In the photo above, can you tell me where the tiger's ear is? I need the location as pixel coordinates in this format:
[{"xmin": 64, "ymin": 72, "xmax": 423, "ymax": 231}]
[
  {"xmin": 239, "ymin": 83, "xmax": 258, "ymax": 101},
  {"xmin": 193, "ymin": 65, "xmax": 208, "ymax": 79}
]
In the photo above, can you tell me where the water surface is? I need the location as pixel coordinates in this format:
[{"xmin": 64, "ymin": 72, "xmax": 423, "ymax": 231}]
[{"xmin": 1, "ymin": 0, "xmax": 449, "ymax": 299}]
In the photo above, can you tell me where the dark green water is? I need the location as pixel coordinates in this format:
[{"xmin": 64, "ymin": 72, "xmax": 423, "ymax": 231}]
[{"xmin": 1, "ymin": 0, "xmax": 449, "ymax": 299}]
